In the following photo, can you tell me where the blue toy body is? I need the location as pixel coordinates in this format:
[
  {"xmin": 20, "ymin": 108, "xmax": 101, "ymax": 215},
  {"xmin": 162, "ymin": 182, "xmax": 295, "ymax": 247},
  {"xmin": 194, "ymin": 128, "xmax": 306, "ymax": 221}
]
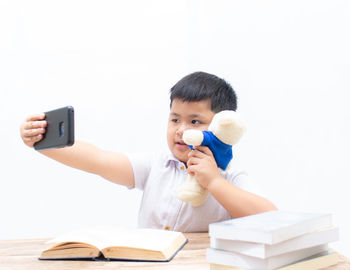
[{"xmin": 188, "ymin": 131, "xmax": 232, "ymax": 170}]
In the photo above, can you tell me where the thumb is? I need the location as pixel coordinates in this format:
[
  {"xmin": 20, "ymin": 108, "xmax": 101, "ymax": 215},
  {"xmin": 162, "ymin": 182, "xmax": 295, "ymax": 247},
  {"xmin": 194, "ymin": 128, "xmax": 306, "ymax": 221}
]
[{"xmin": 187, "ymin": 166, "xmax": 196, "ymax": 177}]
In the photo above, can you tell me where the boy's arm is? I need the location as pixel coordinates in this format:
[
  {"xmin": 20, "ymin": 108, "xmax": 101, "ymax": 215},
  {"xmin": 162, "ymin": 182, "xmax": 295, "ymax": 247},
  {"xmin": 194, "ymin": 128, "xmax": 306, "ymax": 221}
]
[
  {"xmin": 187, "ymin": 146, "xmax": 277, "ymax": 218},
  {"xmin": 40, "ymin": 141, "xmax": 135, "ymax": 187},
  {"xmin": 20, "ymin": 114, "xmax": 135, "ymax": 187},
  {"xmin": 206, "ymin": 176, "xmax": 277, "ymax": 218}
]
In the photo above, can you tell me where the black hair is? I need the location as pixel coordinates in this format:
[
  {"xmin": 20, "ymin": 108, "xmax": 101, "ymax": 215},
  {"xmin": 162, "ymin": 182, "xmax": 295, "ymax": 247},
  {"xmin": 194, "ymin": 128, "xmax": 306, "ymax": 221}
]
[{"xmin": 169, "ymin": 71, "xmax": 237, "ymax": 112}]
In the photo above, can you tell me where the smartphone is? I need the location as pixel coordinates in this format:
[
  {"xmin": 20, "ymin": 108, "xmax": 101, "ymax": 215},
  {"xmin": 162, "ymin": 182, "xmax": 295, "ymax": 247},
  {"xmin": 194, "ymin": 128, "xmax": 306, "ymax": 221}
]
[{"xmin": 34, "ymin": 106, "xmax": 75, "ymax": 151}]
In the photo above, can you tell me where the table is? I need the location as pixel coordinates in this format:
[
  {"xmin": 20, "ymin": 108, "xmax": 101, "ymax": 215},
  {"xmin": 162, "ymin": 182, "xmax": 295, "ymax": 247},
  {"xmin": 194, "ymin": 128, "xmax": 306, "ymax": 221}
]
[{"xmin": 0, "ymin": 233, "xmax": 349, "ymax": 270}]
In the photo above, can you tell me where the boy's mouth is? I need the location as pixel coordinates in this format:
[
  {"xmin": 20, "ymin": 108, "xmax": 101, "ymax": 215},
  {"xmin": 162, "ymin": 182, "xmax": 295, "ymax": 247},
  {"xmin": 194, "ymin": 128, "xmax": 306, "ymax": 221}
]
[{"xmin": 175, "ymin": 141, "xmax": 188, "ymax": 149}]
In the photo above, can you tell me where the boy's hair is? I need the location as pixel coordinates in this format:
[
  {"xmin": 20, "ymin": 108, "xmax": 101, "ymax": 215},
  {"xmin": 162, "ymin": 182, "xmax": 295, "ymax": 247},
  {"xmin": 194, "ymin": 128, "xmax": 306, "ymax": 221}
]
[{"xmin": 170, "ymin": 71, "xmax": 237, "ymax": 112}]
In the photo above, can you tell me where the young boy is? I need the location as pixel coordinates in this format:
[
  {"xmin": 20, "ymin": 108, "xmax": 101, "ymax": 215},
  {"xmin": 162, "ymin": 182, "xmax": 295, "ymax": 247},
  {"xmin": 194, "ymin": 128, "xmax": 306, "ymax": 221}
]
[{"xmin": 20, "ymin": 71, "xmax": 276, "ymax": 232}]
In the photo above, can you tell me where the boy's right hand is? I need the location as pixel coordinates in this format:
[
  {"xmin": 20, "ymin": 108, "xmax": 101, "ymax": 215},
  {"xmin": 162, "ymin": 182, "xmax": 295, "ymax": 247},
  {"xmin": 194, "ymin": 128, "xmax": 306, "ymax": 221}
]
[{"xmin": 20, "ymin": 113, "xmax": 47, "ymax": 148}]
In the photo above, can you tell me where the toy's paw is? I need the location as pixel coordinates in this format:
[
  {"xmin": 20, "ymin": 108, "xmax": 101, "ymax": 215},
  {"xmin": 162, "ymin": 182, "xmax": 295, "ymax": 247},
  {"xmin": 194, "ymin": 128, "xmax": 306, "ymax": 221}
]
[
  {"xmin": 177, "ymin": 175, "xmax": 209, "ymax": 207},
  {"xmin": 188, "ymin": 190, "xmax": 209, "ymax": 207},
  {"xmin": 183, "ymin": 129, "xmax": 204, "ymax": 146},
  {"xmin": 177, "ymin": 188, "xmax": 209, "ymax": 207},
  {"xmin": 177, "ymin": 188, "xmax": 201, "ymax": 202}
]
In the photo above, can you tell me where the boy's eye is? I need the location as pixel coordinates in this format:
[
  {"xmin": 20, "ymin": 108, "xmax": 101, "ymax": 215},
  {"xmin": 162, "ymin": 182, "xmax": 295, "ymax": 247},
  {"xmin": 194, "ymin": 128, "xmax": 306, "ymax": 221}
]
[
  {"xmin": 172, "ymin": 119, "xmax": 179, "ymax": 123},
  {"xmin": 191, "ymin": 120, "xmax": 200, "ymax": 125}
]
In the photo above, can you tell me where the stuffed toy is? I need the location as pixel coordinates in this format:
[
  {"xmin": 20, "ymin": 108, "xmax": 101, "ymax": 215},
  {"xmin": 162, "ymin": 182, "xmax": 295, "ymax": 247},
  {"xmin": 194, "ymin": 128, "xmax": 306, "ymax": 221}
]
[{"xmin": 176, "ymin": 110, "xmax": 246, "ymax": 207}]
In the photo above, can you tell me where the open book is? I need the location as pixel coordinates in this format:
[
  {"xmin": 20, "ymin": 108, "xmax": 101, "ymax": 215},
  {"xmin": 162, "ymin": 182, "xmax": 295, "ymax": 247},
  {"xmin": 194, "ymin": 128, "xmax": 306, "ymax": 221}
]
[{"xmin": 39, "ymin": 226, "xmax": 188, "ymax": 262}]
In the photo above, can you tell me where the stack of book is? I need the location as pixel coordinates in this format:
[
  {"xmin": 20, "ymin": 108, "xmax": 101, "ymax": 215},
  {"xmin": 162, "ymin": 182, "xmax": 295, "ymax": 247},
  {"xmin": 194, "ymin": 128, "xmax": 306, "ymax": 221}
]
[{"xmin": 207, "ymin": 211, "xmax": 339, "ymax": 270}]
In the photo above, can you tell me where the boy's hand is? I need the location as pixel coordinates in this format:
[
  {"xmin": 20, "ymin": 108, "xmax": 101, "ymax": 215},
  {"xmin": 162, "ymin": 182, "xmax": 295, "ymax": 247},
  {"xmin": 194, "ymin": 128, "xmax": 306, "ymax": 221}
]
[
  {"xmin": 187, "ymin": 146, "xmax": 221, "ymax": 189},
  {"xmin": 20, "ymin": 114, "xmax": 47, "ymax": 148}
]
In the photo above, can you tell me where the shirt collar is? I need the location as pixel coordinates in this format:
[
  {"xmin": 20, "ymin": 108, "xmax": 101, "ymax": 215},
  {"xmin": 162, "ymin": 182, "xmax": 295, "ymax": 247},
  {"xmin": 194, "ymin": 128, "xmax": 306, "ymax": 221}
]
[{"xmin": 164, "ymin": 151, "xmax": 184, "ymax": 168}]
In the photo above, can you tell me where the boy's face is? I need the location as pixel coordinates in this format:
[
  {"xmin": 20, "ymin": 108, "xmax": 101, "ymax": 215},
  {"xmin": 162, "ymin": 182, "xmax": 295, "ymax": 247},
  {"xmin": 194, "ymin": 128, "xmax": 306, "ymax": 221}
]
[{"xmin": 167, "ymin": 99, "xmax": 215, "ymax": 163}]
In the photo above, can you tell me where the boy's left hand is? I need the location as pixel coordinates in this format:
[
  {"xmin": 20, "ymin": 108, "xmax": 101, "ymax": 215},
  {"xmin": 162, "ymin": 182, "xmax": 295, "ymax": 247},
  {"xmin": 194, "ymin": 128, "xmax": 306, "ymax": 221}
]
[{"xmin": 187, "ymin": 146, "xmax": 221, "ymax": 189}]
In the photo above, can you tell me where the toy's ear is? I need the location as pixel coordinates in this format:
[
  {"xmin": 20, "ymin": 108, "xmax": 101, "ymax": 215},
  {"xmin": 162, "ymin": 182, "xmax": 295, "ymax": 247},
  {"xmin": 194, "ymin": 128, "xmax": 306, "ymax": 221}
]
[{"xmin": 208, "ymin": 110, "xmax": 246, "ymax": 145}]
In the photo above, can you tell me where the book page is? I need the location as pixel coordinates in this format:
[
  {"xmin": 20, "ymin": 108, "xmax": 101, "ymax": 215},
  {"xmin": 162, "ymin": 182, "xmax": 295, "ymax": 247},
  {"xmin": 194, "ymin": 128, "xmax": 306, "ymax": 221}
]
[{"xmin": 48, "ymin": 226, "xmax": 182, "ymax": 251}]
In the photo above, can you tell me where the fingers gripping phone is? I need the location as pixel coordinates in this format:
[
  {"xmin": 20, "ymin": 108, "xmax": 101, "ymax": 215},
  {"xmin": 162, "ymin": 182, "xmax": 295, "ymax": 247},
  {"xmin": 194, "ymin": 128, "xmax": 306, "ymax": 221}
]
[{"xmin": 34, "ymin": 106, "xmax": 75, "ymax": 151}]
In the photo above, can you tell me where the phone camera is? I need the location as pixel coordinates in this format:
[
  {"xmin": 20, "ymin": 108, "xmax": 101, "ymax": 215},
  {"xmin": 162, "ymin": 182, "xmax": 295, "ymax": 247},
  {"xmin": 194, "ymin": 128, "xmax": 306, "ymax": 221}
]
[{"xmin": 59, "ymin": 122, "xmax": 65, "ymax": 137}]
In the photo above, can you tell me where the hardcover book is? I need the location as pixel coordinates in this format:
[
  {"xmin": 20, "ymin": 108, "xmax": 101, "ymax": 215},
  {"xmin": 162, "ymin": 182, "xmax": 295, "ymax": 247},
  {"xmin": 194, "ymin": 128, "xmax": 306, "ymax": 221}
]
[
  {"xmin": 207, "ymin": 244, "xmax": 328, "ymax": 270},
  {"xmin": 209, "ymin": 250, "xmax": 338, "ymax": 270},
  {"xmin": 209, "ymin": 211, "xmax": 332, "ymax": 245},
  {"xmin": 210, "ymin": 226, "xmax": 338, "ymax": 258},
  {"xmin": 39, "ymin": 226, "xmax": 187, "ymax": 262}
]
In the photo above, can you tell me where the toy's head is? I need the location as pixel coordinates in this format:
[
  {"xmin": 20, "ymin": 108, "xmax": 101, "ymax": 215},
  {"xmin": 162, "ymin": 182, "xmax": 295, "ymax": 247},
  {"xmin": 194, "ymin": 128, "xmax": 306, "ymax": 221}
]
[{"xmin": 208, "ymin": 110, "xmax": 246, "ymax": 145}]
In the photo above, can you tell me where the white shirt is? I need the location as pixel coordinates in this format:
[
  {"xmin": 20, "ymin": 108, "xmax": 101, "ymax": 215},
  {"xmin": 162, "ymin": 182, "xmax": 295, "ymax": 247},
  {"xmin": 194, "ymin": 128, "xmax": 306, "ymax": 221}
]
[{"xmin": 127, "ymin": 151, "xmax": 258, "ymax": 232}]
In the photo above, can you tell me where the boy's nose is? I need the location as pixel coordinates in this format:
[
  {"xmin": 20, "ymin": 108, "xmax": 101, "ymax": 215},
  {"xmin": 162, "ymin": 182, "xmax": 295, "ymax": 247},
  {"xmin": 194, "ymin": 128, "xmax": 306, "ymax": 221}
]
[{"xmin": 176, "ymin": 123, "xmax": 190, "ymax": 137}]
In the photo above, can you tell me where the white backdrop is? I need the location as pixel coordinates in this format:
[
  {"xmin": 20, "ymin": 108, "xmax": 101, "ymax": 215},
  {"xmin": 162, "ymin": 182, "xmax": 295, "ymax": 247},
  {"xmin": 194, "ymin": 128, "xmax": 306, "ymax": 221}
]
[{"xmin": 1, "ymin": 0, "xmax": 349, "ymax": 257}]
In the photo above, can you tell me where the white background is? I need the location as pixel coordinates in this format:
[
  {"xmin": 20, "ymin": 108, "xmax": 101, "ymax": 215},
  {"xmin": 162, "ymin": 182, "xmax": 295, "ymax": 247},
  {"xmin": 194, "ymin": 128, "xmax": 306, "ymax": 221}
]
[{"xmin": 1, "ymin": 0, "xmax": 349, "ymax": 257}]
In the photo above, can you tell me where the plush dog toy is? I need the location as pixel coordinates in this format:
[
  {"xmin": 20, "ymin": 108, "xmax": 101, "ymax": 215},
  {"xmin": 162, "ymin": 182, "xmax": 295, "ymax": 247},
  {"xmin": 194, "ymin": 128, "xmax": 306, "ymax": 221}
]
[{"xmin": 176, "ymin": 110, "xmax": 246, "ymax": 207}]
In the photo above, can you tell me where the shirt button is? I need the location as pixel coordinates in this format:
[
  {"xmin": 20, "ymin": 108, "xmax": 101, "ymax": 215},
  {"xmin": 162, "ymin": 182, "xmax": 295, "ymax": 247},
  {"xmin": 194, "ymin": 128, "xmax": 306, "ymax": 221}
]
[
  {"xmin": 179, "ymin": 165, "xmax": 185, "ymax": 171},
  {"xmin": 164, "ymin": 225, "xmax": 170, "ymax": 230}
]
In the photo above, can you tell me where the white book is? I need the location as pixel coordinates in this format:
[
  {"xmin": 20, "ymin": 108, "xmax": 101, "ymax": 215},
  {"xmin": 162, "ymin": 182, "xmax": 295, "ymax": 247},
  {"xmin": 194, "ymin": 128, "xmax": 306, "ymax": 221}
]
[
  {"xmin": 209, "ymin": 211, "xmax": 332, "ymax": 245},
  {"xmin": 206, "ymin": 244, "xmax": 328, "ymax": 270},
  {"xmin": 210, "ymin": 250, "xmax": 338, "ymax": 270},
  {"xmin": 210, "ymin": 227, "xmax": 338, "ymax": 259}
]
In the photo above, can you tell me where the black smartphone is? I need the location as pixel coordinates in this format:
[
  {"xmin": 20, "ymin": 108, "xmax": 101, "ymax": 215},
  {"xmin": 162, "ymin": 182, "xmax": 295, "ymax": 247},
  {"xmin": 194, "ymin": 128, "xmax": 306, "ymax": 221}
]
[{"xmin": 34, "ymin": 106, "xmax": 75, "ymax": 151}]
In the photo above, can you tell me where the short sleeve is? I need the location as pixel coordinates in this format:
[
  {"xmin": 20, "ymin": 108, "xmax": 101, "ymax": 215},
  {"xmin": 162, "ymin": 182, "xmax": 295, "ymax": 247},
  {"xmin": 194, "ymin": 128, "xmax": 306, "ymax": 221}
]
[
  {"xmin": 222, "ymin": 168, "xmax": 265, "ymax": 197},
  {"xmin": 125, "ymin": 152, "xmax": 154, "ymax": 190}
]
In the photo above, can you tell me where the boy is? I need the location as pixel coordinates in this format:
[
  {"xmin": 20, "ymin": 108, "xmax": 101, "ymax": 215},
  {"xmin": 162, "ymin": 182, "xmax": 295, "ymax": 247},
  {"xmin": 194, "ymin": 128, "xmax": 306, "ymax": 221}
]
[{"xmin": 20, "ymin": 71, "xmax": 276, "ymax": 232}]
